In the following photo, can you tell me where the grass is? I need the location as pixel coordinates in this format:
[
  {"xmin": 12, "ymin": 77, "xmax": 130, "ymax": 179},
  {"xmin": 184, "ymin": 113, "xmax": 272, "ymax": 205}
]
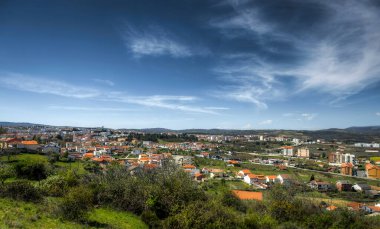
[
  {"xmin": 370, "ymin": 157, "xmax": 380, "ymax": 162},
  {"xmin": 0, "ymin": 197, "xmax": 80, "ymax": 228},
  {"xmin": 88, "ymin": 208, "xmax": 148, "ymax": 229},
  {"xmin": 0, "ymin": 153, "xmax": 48, "ymax": 163},
  {"xmin": 55, "ymin": 161, "xmax": 87, "ymax": 175},
  {"xmin": 0, "ymin": 197, "xmax": 147, "ymax": 229},
  {"xmin": 0, "ymin": 153, "xmax": 88, "ymax": 175}
]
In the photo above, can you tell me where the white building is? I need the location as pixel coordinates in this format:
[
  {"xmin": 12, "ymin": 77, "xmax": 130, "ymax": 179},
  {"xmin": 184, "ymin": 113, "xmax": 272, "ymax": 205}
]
[{"xmin": 282, "ymin": 146, "xmax": 294, "ymax": 156}]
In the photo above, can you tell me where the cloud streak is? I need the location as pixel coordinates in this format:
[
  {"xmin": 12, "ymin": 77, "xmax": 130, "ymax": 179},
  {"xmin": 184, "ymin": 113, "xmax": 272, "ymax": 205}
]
[
  {"xmin": 282, "ymin": 112, "xmax": 317, "ymax": 121},
  {"xmin": 258, "ymin": 119, "xmax": 272, "ymax": 125},
  {"xmin": 211, "ymin": 0, "xmax": 380, "ymax": 108},
  {"xmin": 93, "ymin": 78, "xmax": 115, "ymax": 86},
  {"xmin": 0, "ymin": 73, "xmax": 100, "ymax": 99},
  {"xmin": 48, "ymin": 106, "xmax": 135, "ymax": 112},
  {"xmin": 104, "ymin": 93, "xmax": 219, "ymax": 114},
  {"xmin": 0, "ymin": 73, "xmax": 220, "ymax": 115},
  {"xmin": 123, "ymin": 25, "xmax": 194, "ymax": 58}
]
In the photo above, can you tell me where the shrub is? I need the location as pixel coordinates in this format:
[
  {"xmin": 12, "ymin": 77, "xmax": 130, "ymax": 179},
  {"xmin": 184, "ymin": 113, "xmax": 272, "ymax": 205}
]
[
  {"xmin": 0, "ymin": 181, "xmax": 42, "ymax": 202},
  {"xmin": 59, "ymin": 185, "xmax": 94, "ymax": 221},
  {"xmin": 38, "ymin": 175, "xmax": 67, "ymax": 197},
  {"xmin": 163, "ymin": 200, "xmax": 242, "ymax": 229},
  {"xmin": 14, "ymin": 161, "xmax": 48, "ymax": 181}
]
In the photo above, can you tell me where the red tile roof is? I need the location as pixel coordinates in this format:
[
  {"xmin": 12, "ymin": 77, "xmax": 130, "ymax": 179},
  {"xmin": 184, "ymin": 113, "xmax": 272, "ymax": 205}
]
[{"xmin": 232, "ymin": 190, "xmax": 263, "ymax": 201}]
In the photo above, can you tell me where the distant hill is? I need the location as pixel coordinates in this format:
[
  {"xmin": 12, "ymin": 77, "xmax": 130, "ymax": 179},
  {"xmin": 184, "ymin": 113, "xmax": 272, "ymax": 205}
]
[
  {"xmin": 0, "ymin": 121, "xmax": 41, "ymax": 127},
  {"xmin": 344, "ymin": 126, "xmax": 380, "ymax": 134},
  {"xmin": 1, "ymin": 121, "xmax": 379, "ymax": 142}
]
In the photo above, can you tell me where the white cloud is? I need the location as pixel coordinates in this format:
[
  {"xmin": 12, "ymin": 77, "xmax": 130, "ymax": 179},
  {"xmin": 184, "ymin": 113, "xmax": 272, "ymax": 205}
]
[
  {"xmin": 242, "ymin": 123, "xmax": 253, "ymax": 129},
  {"xmin": 0, "ymin": 73, "xmax": 220, "ymax": 115},
  {"xmin": 301, "ymin": 113, "xmax": 317, "ymax": 121},
  {"xmin": 258, "ymin": 119, "xmax": 272, "ymax": 125},
  {"xmin": 48, "ymin": 106, "xmax": 135, "ymax": 112},
  {"xmin": 104, "ymin": 93, "xmax": 218, "ymax": 114},
  {"xmin": 211, "ymin": 1, "xmax": 380, "ymax": 107},
  {"xmin": 0, "ymin": 73, "xmax": 100, "ymax": 99},
  {"xmin": 93, "ymin": 78, "xmax": 115, "ymax": 86},
  {"xmin": 376, "ymin": 112, "xmax": 380, "ymax": 116},
  {"xmin": 204, "ymin": 107, "xmax": 230, "ymax": 110},
  {"xmin": 283, "ymin": 112, "xmax": 317, "ymax": 121},
  {"xmin": 123, "ymin": 25, "xmax": 193, "ymax": 58}
]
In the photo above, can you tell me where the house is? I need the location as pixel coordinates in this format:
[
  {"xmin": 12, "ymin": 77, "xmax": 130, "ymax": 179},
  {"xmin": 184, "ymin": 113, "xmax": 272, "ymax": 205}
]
[
  {"xmin": 209, "ymin": 169, "xmax": 224, "ymax": 178},
  {"xmin": 368, "ymin": 206, "xmax": 380, "ymax": 213},
  {"xmin": 231, "ymin": 190, "xmax": 263, "ymax": 201},
  {"xmin": 82, "ymin": 152, "xmax": 94, "ymax": 159},
  {"xmin": 341, "ymin": 163, "xmax": 354, "ymax": 176},
  {"xmin": 182, "ymin": 164, "xmax": 199, "ymax": 176},
  {"xmin": 237, "ymin": 169, "xmax": 251, "ymax": 178},
  {"xmin": 42, "ymin": 144, "xmax": 61, "ymax": 154},
  {"xmin": 244, "ymin": 174, "xmax": 258, "ymax": 185},
  {"xmin": 275, "ymin": 174, "xmax": 293, "ymax": 185},
  {"xmin": 352, "ymin": 183, "xmax": 371, "ymax": 192},
  {"xmin": 336, "ymin": 180, "xmax": 352, "ymax": 192},
  {"xmin": 326, "ymin": 205, "xmax": 337, "ymax": 211},
  {"xmin": 366, "ymin": 163, "xmax": 380, "ymax": 179},
  {"xmin": 265, "ymin": 175, "xmax": 277, "ymax": 183},
  {"xmin": 243, "ymin": 173, "xmax": 266, "ymax": 184},
  {"xmin": 194, "ymin": 173, "xmax": 203, "ymax": 181},
  {"xmin": 310, "ymin": 180, "xmax": 332, "ymax": 192},
  {"xmin": 18, "ymin": 140, "xmax": 40, "ymax": 150},
  {"xmin": 228, "ymin": 160, "xmax": 240, "ymax": 166}
]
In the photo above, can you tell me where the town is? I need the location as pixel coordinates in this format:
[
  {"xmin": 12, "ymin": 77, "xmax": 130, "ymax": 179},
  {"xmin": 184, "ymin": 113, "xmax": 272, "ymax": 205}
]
[{"xmin": 1, "ymin": 124, "xmax": 380, "ymax": 225}]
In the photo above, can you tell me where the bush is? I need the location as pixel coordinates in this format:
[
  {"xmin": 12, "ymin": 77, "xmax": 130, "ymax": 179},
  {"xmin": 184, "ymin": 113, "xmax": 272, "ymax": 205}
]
[
  {"xmin": 59, "ymin": 185, "xmax": 94, "ymax": 221},
  {"xmin": 0, "ymin": 164, "xmax": 14, "ymax": 184},
  {"xmin": 163, "ymin": 200, "xmax": 242, "ymax": 229},
  {"xmin": 39, "ymin": 175, "xmax": 67, "ymax": 197},
  {"xmin": 0, "ymin": 181, "xmax": 42, "ymax": 202},
  {"xmin": 14, "ymin": 161, "xmax": 48, "ymax": 181}
]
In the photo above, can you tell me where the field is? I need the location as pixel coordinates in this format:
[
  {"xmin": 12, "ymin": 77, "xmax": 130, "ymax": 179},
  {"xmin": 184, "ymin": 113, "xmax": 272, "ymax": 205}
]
[
  {"xmin": 0, "ymin": 198, "xmax": 147, "ymax": 229},
  {"xmin": 0, "ymin": 153, "xmax": 87, "ymax": 175}
]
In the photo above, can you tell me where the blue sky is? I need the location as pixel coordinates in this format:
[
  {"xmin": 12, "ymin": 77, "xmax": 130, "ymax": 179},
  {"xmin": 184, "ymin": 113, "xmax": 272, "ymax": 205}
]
[{"xmin": 0, "ymin": 0, "xmax": 379, "ymax": 129}]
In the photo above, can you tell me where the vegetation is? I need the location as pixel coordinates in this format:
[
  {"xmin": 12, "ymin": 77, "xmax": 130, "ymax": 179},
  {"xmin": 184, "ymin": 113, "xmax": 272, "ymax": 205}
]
[{"xmin": 0, "ymin": 153, "xmax": 379, "ymax": 228}]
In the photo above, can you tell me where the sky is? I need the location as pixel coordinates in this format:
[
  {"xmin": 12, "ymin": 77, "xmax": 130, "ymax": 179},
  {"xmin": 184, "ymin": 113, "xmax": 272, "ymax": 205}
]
[{"xmin": 0, "ymin": 0, "xmax": 379, "ymax": 130}]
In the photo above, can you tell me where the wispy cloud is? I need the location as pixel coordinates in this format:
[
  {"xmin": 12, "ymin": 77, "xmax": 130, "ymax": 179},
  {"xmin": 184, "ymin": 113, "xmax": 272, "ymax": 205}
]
[
  {"xmin": 93, "ymin": 78, "xmax": 115, "ymax": 86},
  {"xmin": 211, "ymin": 0, "xmax": 380, "ymax": 108},
  {"xmin": 204, "ymin": 107, "xmax": 230, "ymax": 110},
  {"xmin": 376, "ymin": 112, "xmax": 380, "ymax": 116},
  {"xmin": 105, "ymin": 93, "xmax": 218, "ymax": 114},
  {"xmin": 242, "ymin": 123, "xmax": 253, "ymax": 129},
  {"xmin": 282, "ymin": 112, "xmax": 317, "ymax": 121},
  {"xmin": 300, "ymin": 113, "xmax": 317, "ymax": 121},
  {"xmin": 0, "ymin": 73, "xmax": 220, "ymax": 114},
  {"xmin": 48, "ymin": 106, "xmax": 135, "ymax": 112},
  {"xmin": 123, "ymin": 25, "xmax": 194, "ymax": 58},
  {"xmin": 0, "ymin": 73, "xmax": 100, "ymax": 99},
  {"xmin": 258, "ymin": 119, "xmax": 272, "ymax": 125}
]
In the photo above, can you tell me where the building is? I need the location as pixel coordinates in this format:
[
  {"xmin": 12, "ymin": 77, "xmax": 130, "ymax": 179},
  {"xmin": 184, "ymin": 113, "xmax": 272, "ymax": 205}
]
[
  {"xmin": 341, "ymin": 163, "xmax": 354, "ymax": 176},
  {"xmin": 328, "ymin": 152, "xmax": 355, "ymax": 164},
  {"xmin": 231, "ymin": 190, "xmax": 263, "ymax": 201},
  {"xmin": 336, "ymin": 180, "xmax": 352, "ymax": 192},
  {"xmin": 366, "ymin": 163, "xmax": 380, "ymax": 179},
  {"xmin": 282, "ymin": 146, "xmax": 294, "ymax": 156},
  {"xmin": 297, "ymin": 147, "xmax": 310, "ymax": 158},
  {"xmin": 310, "ymin": 180, "xmax": 332, "ymax": 192},
  {"xmin": 275, "ymin": 174, "xmax": 293, "ymax": 185},
  {"xmin": 237, "ymin": 169, "xmax": 251, "ymax": 179}
]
